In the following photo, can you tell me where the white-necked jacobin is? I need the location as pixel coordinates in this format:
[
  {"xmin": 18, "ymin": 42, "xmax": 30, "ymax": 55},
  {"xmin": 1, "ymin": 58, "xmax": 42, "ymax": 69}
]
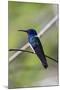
[{"xmin": 18, "ymin": 29, "xmax": 48, "ymax": 69}]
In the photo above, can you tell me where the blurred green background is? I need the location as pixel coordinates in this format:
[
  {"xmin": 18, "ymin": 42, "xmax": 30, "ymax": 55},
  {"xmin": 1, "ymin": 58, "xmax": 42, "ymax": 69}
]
[{"xmin": 8, "ymin": 1, "xmax": 58, "ymax": 89}]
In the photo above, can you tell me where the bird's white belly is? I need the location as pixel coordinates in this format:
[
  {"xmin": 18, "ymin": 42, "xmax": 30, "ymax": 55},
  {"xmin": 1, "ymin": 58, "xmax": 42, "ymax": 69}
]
[{"xmin": 29, "ymin": 43, "xmax": 35, "ymax": 53}]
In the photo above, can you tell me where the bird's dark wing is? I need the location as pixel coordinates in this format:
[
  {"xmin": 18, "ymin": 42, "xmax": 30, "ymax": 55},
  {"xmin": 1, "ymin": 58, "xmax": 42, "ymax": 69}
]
[{"xmin": 32, "ymin": 36, "xmax": 48, "ymax": 69}]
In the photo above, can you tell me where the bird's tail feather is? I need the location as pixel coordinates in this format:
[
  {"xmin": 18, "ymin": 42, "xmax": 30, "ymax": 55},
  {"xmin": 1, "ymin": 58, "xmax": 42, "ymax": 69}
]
[
  {"xmin": 34, "ymin": 47, "xmax": 48, "ymax": 69},
  {"xmin": 37, "ymin": 53, "xmax": 48, "ymax": 68}
]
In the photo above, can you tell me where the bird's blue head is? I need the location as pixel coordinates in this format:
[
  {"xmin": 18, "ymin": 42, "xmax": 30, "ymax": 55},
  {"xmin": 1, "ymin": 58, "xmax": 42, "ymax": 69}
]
[
  {"xmin": 18, "ymin": 29, "xmax": 37, "ymax": 36},
  {"xmin": 26, "ymin": 29, "xmax": 37, "ymax": 36}
]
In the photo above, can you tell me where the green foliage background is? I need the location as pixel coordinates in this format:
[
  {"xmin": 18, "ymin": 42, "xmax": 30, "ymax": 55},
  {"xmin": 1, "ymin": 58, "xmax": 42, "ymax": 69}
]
[{"xmin": 8, "ymin": 1, "xmax": 58, "ymax": 88}]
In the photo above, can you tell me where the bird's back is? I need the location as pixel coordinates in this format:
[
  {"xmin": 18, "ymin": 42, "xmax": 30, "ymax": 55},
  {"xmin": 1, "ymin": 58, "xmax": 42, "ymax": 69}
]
[{"xmin": 29, "ymin": 36, "xmax": 48, "ymax": 69}]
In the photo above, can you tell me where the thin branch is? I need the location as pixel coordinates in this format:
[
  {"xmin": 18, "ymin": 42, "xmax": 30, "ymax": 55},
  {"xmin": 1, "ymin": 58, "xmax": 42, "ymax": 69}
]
[
  {"xmin": 9, "ymin": 15, "xmax": 58, "ymax": 63},
  {"xmin": 45, "ymin": 55, "xmax": 58, "ymax": 63},
  {"xmin": 9, "ymin": 49, "xmax": 34, "ymax": 54},
  {"xmin": 9, "ymin": 49, "xmax": 58, "ymax": 63}
]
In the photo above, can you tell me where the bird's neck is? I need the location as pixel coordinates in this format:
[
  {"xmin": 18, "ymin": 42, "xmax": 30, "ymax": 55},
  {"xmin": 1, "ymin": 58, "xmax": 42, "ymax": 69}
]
[
  {"xmin": 28, "ymin": 34, "xmax": 37, "ymax": 41},
  {"xmin": 29, "ymin": 34, "xmax": 37, "ymax": 38}
]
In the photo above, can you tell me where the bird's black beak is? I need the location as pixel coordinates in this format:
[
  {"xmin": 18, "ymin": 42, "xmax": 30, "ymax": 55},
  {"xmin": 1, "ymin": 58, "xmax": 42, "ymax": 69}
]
[{"xmin": 18, "ymin": 30, "xmax": 28, "ymax": 33}]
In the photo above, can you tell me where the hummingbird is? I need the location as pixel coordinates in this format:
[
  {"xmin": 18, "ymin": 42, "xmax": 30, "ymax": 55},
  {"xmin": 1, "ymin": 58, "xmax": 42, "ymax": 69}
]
[{"xmin": 18, "ymin": 29, "xmax": 48, "ymax": 69}]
